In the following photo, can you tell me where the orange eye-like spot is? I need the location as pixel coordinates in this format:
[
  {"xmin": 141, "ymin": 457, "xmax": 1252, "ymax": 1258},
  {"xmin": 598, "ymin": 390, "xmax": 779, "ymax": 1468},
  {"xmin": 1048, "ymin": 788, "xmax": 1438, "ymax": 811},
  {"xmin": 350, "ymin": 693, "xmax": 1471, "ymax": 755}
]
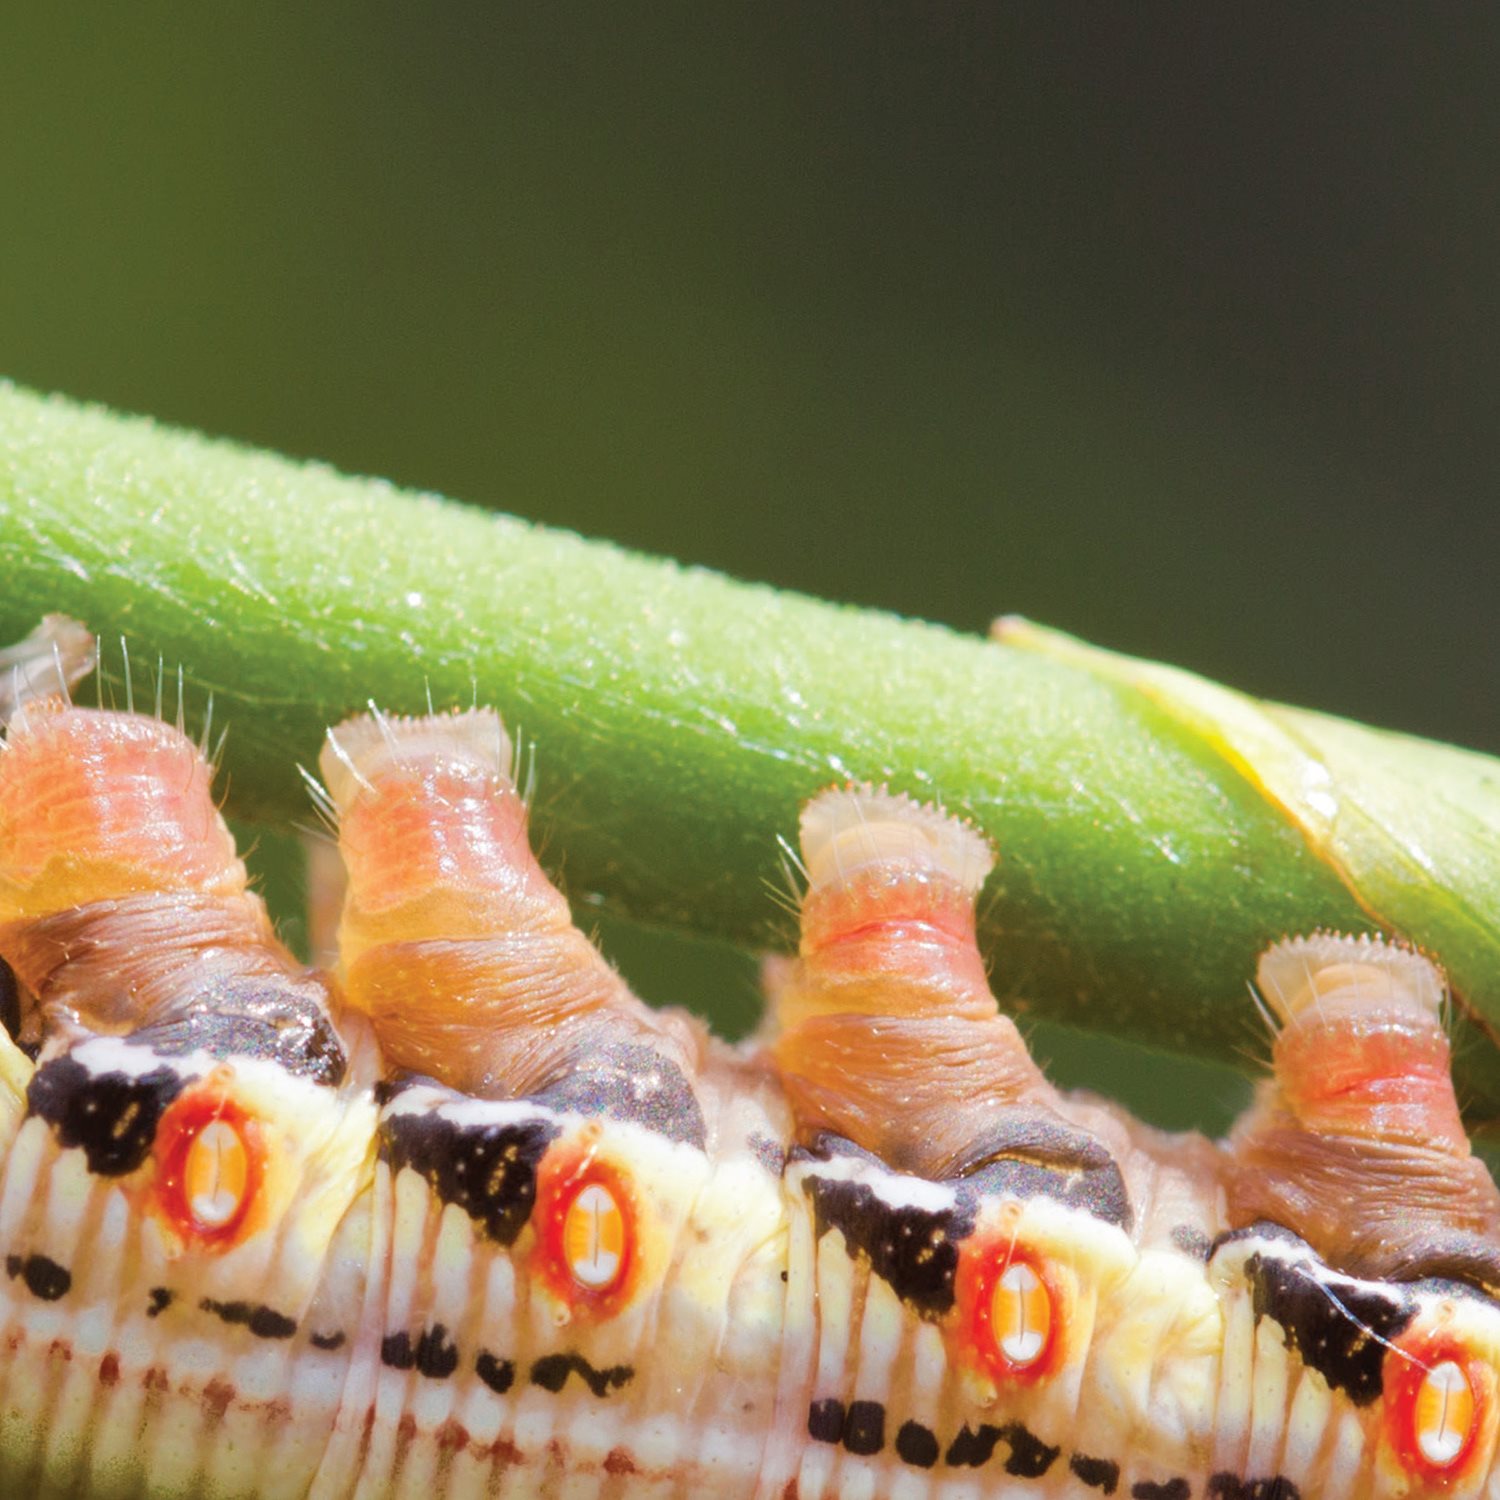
[
  {"xmin": 183, "ymin": 1119, "xmax": 250, "ymax": 1231},
  {"xmin": 1385, "ymin": 1333, "xmax": 1491, "ymax": 1482},
  {"xmin": 1413, "ymin": 1359, "xmax": 1475, "ymax": 1467},
  {"xmin": 533, "ymin": 1150, "xmax": 638, "ymax": 1315},
  {"xmin": 961, "ymin": 1244, "xmax": 1060, "ymax": 1384},
  {"xmin": 562, "ymin": 1181, "xmax": 626, "ymax": 1291},
  {"xmin": 990, "ymin": 1258, "xmax": 1052, "ymax": 1370},
  {"xmin": 153, "ymin": 1087, "xmax": 263, "ymax": 1247}
]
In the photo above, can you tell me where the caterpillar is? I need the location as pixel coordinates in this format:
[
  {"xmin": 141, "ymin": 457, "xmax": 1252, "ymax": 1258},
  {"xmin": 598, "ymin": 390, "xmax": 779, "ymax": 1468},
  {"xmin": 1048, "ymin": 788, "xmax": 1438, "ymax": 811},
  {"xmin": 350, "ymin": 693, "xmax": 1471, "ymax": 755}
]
[{"xmin": 0, "ymin": 615, "xmax": 1498, "ymax": 1500}]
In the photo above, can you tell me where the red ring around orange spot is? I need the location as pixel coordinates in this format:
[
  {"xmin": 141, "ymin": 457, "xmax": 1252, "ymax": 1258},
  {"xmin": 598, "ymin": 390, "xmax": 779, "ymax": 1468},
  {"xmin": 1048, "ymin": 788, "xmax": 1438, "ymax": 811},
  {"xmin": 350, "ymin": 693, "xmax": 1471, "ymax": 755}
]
[
  {"xmin": 964, "ymin": 1244, "xmax": 1060, "ymax": 1384},
  {"xmin": 152, "ymin": 1086, "xmax": 264, "ymax": 1248},
  {"xmin": 533, "ymin": 1150, "xmax": 637, "ymax": 1316},
  {"xmin": 1384, "ymin": 1331, "xmax": 1490, "ymax": 1484}
]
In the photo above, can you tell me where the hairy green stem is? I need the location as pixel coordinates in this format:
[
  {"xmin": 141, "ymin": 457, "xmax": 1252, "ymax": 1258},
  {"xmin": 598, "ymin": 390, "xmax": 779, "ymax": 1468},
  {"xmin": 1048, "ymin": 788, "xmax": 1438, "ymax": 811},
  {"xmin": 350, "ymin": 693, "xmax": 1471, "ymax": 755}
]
[{"xmin": 2, "ymin": 382, "xmax": 1498, "ymax": 1118}]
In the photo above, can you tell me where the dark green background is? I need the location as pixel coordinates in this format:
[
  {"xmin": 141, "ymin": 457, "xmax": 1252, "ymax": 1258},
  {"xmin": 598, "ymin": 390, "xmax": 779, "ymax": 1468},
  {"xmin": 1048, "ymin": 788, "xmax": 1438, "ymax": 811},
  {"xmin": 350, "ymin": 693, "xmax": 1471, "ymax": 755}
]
[{"xmin": 3, "ymin": 9, "xmax": 1497, "ymax": 1131}]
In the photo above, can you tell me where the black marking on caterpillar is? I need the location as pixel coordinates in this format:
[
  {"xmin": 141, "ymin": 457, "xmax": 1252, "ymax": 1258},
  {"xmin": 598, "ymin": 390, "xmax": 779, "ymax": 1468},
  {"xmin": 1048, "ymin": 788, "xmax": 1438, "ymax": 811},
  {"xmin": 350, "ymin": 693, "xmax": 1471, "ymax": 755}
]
[
  {"xmin": 842, "ymin": 1400, "xmax": 885, "ymax": 1456},
  {"xmin": 0, "ymin": 957, "xmax": 19, "ymax": 1043},
  {"xmin": 942, "ymin": 1422, "xmax": 998, "ymax": 1470},
  {"xmin": 943, "ymin": 1420, "xmax": 1060, "ymax": 1477},
  {"xmin": 528, "ymin": 1352, "xmax": 633, "ymax": 1398},
  {"xmin": 199, "ymin": 1297, "xmax": 297, "ymax": 1340},
  {"xmin": 1171, "ymin": 1225, "xmax": 1212, "ymax": 1260},
  {"xmin": 126, "ymin": 975, "xmax": 347, "ymax": 1086},
  {"xmin": 474, "ymin": 1350, "xmax": 515, "ymax": 1395},
  {"xmin": 415, "ymin": 1327, "xmax": 459, "ymax": 1379},
  {"xmin": 5, "ymin": 1252, "xmax": 71, "ymax": 1302},
  {"xmin": 1132, "ymin": 1480, "xmax": 1190, "ymax": 1500},
  {"xmin": 27, "ymin": 1051, "xmax": 185, "ymax": 1176},
  {"xmin": 1213, "ymin": 1220, "xmax": 1305, "ymax": 1252},
  {"xmin": 1071, "ymin": 1452, "xmax": 1121, "ymax": 1493},
  {"xmin": 1208, "ymin": 1477, "xmax": 1302, "ymax": 1499},
  {"xmin": 380, "ymin": 1324, "xmax": 459, "ymax": 1379},
  {"xmin": 146, "ymin": 1287, "xmax": 173, "ymax": 1318},
  {"xmin": 371, "ymin": 1077, "xmax": 408, "ymax": 1108},
  {"xmin": 309, "ymin": 1330, "xmax": 345, "ymax": 1351},
  {"xmin": 895, "ymin": 1419, "xmax": 939, "ymax": 1468},
  {"xmin": 1232, "ymin": 1233, "xmax": 1415, "ymax": 1406},
  {"xmin": 956, "ymin": 1113, "xmax": 1133, "ymax": 1230},
  {"xmin": 797, "ymin": 1137, "xmax": 973, "ymax": 1316},
  {"xmin": 533, "ymin": 1039, "xmax": 706, "ymax": 1149},
  {"xmin": 807, "ymin": 1399, "xmax": 844, "ymax": 1444},
  {"xmin": 379, "ymin": 1102, "xmax": 559, "ymax": 1246},
  {"xmin": 747, "ymin": 1131, "xmax": 785, "ymax": 1176}
]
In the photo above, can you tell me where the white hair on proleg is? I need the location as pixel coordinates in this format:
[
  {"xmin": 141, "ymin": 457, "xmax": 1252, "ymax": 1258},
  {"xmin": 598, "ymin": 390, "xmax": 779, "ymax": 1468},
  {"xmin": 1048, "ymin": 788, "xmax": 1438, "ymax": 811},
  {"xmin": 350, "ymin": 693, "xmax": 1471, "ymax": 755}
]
[
  {"xmin": 0, "ymin": 615, "xmax": 97, "ymax": 728},
  {"xmin": 1245, "ymin": 978, "xmax": 1280, "ymax": 1039},
  {"xmin": 297, "ymin": 764, "xmax": 339, "ymax": 830},
  {"xmin": 197, "ymin": 692, "xmax": 216, "ymax": 759}
]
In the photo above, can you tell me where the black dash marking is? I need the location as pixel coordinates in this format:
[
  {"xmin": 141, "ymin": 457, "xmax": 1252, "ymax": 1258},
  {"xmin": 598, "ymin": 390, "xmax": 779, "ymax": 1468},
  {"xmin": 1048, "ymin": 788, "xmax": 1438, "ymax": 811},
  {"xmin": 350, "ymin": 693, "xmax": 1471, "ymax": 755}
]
[
  {"xmin": 310, "ymin": 1330, "xmax": 346, "ymax": 1351},
  {"xmin": 1001, "ymin": 1423, "xmax": 1059, "ymax": 1479},
  {"xmin": 199, "ymin": 1298, "xmax": 296, "ymax": 1340},
  {"xmin": 147, "ymin": 1287, "xmax": 174, "ymax": 1318},
  {"xmin": 946, "ymin": 1424, "xmax": 1003, "ymax": 1468},
  {"xmin": 389, "ymin": 1326, "xmax": 475, "ymax": 1382},
  {"xmin": 250, "ymin": 1305, "xmax": 297, "ymax": 1340},
  {"xmin": 381, "ymin": 1331, "xmax": 415, "ymax": 1370},
  {"xmin": 415, "ymin": 1323, "xmax": 459, "ymax": 1379},
  {"xmin": 801, "ymin": 1139, "xmax": 973, "ymax": 1316},
  {"xmin": 807, "ymin": 1398, "xmax": 845, "ymax": 1444},
  {"xmin": 1071, "ymin": 1452, "xmax": 1120, "ymax": 1493},
  {"xmin": 534, "ymin": 1040, "xmax": 706, "ymax": 1149},
  {"xmin": 1208, "ymin": 1477, "xmax": 1302, "ymax": 1500},
  {"xmin": 27, "ymin": 1054, "xmax": 185, "ymax": 1176},
  {"xmin": 1243, "ymin": 1247, "xmax": 1413, "ymax": 1405},
  {"xmin": 27, "ymin": 1256, "xmax": 73, "ymax": 1302},
  {"xmin": 528, "ymin": 1353, "xmax": 633, "ymax": 1399},
  {"xmin": 475, "ymin": 1351, "xmax": 515, "ymax": 1395},
  {"xmin": 944, "ymin": 1422, "xmax": 1057, "ymax": 1477},
  {"xmin": 895, "ymin": 1420, "xmax": 938, "ymax": 1469},
  {"xmin": 1133, "ymin": 1481, "xmax": 1190, "ymax": 1500},
  {"xmin": 5, "ymin": 1253, "xmax": 71, "ymax": 1302},
  {"xmin": 380, "ymin": 1107, "xmax": 559, "ymax": 1246},
  {"xmin": 842, "ymin": 1400, "xmax": 884, "ymax": 1457}
]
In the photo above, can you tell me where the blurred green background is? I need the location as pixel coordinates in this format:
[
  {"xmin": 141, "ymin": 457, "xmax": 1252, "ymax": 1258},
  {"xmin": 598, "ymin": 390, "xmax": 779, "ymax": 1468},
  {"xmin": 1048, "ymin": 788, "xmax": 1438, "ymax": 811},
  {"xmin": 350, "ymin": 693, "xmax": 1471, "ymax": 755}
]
[{"xmin": 3, "ymin": 9, "xmax": 1497, "ymax": 1133}]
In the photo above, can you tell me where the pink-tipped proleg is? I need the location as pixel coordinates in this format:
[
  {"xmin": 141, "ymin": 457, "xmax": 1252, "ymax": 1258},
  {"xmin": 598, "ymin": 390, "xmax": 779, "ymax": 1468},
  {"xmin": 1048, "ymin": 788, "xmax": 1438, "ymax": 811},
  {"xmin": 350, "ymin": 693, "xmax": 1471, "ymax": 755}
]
[
  {"xmin": 770, "ymin": 785, "xmax": 1063, "ymax": 1179},
  {"xmin": 0, "ymin": 620, "xmax": 326, "ymax": 1044},
  {"xmin": 1227, "ymin": 933, "xmax": 1500, "ymax": 1285},
  {"xmin": 321, "ymin": 708, "xmax": 703, "ymax": 1107}
]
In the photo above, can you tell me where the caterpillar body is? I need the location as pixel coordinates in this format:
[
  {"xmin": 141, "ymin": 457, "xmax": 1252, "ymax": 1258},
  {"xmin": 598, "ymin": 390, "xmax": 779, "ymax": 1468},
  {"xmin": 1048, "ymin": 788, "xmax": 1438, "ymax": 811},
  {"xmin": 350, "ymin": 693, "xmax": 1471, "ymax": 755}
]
[{"xmin": 0, "ymin": 618, "xmax": 1498, "ymax": 1500}]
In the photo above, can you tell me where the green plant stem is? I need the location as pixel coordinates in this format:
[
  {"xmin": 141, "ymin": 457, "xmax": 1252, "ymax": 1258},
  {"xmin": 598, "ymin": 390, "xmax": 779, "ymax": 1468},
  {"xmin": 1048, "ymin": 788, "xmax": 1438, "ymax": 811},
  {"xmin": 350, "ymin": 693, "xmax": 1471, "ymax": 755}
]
[{"xmin": 2, "ymin": 381, "xmax": 1498, "ymax": 1117}]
